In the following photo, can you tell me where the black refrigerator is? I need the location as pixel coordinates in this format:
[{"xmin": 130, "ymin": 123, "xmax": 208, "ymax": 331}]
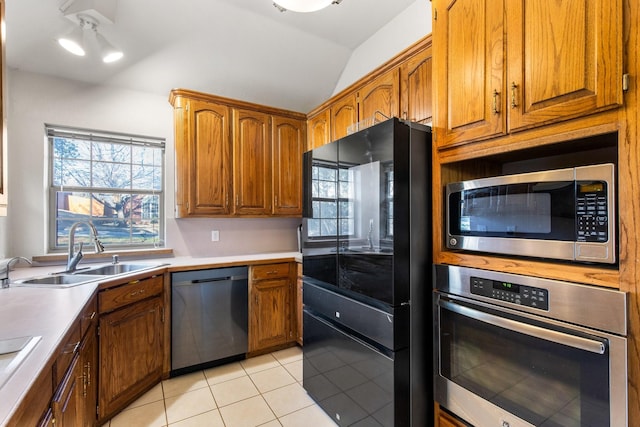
[{"xmin": 302, "ymin": 118, "xmax": 432, "ymax": 426}]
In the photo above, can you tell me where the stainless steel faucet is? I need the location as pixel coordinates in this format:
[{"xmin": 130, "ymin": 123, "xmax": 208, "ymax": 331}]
[
  {"xmin": 66, "ymin": 221, "xmax": 105, "ymax": 272},
  {"xmin": 367, "ymin": 218, "xmax": 375, "ymax": 250},
  {"xmin": 0, "ymin": 257, "xmax": 32, "ymax": 288}
]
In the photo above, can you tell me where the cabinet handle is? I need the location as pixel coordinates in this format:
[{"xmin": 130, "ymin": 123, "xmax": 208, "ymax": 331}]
[
  {"xmin": 511, "ymin": 82, "xmax": 518, "ymax": 108},
  {"xmin": 236, "ymin": 194, "xmax": 239, "ymax": 206},
  {"xmin": 86, "ymin": 361, "xmax": 91, "ymax": 387},
  {"xmin": 492, "ymin": 90, "xmax": 500, "ymax": 114},
  {"xmin": 274, "ymin": 195, "xmax": 278, "ymax": 206},
  {"xmin": 64, "ymin": 341, "xmax": 81, "ymax": 354},
  {"xmin": 129, "ymin": 289, "xmax": 145, "ymax": 298},
  {"xmin": 84, "ymin": 311, "xmax": 96, "ymax": 321},
  {"xmin": 267, "ymin": 270, "xmax": 279, "ymax": 275}
]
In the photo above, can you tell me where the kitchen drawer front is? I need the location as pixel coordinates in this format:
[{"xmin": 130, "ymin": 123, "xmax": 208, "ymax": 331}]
[
  {"xmin": 251, "ymin": 263, "xmax": 291, "ymax": 280},
  {"xmin": 99, "ymin": 275, "xmax": 163, "ymax": 313},
  {"xmin": 53, "ymin": 321, "xmax": 81, "ymax": 386},
  {"xmin": 80, "ymin": 294, "xmax": 98, "ymax": 338},
  {"xmin": 303, "ymin": 281, "xmax": 409, "ymax": 351}
]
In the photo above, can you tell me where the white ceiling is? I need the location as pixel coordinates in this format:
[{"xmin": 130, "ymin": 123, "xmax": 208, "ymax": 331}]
[{"xmin": 5, "ymin": 0, "xmax": 417, "ymax": 113}]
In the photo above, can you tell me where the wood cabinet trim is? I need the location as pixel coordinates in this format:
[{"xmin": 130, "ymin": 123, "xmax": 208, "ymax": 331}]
[
  {"xmin": 170, "ymin": 89, "xmax": 306, "ymax": 120},
  {"xmin": 307, "ymin": 34, "xmax": 432, "ymax": 117}
]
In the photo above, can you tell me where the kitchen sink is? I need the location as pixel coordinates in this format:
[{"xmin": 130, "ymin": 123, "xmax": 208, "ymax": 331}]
[
  {"xmin": 11, "ymin": 262, "xmax": 167, "ymax": 288},
  {"xmin": 12, "ymin": 274, "xmax": 102, "ymax": 287},
  {"xmin": 78, "ymin": 263, "xmax": 161, "ymax": 276}
]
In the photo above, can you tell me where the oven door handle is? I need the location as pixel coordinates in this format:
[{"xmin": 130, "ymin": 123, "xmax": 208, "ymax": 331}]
[{"xmin": 439, "ymin": 299, "xmax": 607, "ymax": 355}]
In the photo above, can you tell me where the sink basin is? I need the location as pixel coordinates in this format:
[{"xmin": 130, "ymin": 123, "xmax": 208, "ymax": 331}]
[
  {"xmin": 0, "ymin": 336, "xmax": 41, "ymax": 388},
  {"xmin": 11, "ymin": 262, "xmax": 166, "ymax": 288},
  {"xmin": 12, "ymin": 274, "xmax": 101, "ymax": 287},
  {"xmin": 78, "ymin": 262, "xmax": 164, "ymax": 276}
]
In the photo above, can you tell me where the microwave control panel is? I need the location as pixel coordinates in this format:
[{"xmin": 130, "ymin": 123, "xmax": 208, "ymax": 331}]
[
  {"xmin": 576, "ymin": 181, "xmax": 608, "ymax": 242},
  {"xmin": 470, "ymin": 276, "xmax": 549, "ymax": 310}
]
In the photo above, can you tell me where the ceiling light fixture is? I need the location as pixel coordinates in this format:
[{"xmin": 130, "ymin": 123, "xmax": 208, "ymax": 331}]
[
  {"xmin": 273, "ymin": 0, "xmax": 342, "ymax": 13},
  {"xmin": 58, "ymin": 0, "xmax": 123, "ymax": 63},
  {"xmin": 58, "ymin": 23, "xmax": 86, "ymax": 56},
  {"xmin": 96, "ymin": 32, "xmax": 123, "ymax": 63}
]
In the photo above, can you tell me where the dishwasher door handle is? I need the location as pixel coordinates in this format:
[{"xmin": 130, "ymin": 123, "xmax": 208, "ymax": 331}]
[{"xmin": 173, "ymin": 275, "xmax": 248, "ymax": 286}]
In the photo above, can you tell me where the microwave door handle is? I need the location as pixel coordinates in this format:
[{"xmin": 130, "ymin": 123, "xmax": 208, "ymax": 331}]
[{"xmin": 439, "ymin": 299, "xmax": 606, "ymax": 355}]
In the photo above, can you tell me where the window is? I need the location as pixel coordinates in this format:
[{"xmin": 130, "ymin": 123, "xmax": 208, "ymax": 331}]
[
  {"xmin": 307, "ymin": 161, "xmax": 354, "ymax": 238},
  {"xmin": 47, "ymin": 125, "xmax": 165, "ymax": 251}
]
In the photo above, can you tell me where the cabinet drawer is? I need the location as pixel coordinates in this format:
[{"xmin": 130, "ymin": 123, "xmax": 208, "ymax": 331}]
[
  {"xmin": 80, "ymin": 295, "xmax": 98, "ymax": 338},
  {"xmin": 251, "ymin": 263, "xmax": 291, "ymax": 280},
  {"xmin": 53, "ymin": 322, "xmax": 81, "ymax": 386},
  {"xmin": 99, "ymin": 275, "xmax": 163, "ymax": 313}
]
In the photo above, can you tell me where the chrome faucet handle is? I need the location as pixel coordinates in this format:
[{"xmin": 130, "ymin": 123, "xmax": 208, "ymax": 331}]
[{"xmin": 112, "ymin": 254, "xmax": 119, "ymax": 264}]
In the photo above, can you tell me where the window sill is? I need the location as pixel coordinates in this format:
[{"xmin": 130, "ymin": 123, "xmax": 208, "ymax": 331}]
[{"xmin": 32, "ymin": 248, "xmax": 174, "ymax": 265}]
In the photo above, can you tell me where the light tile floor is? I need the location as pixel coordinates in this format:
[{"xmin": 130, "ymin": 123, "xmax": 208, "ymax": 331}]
[{"xmin": 103, "ymin": 346, "xmax": 338, "ymax": 427}]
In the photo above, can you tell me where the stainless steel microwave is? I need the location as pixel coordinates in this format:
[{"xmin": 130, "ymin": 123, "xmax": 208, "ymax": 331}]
[{"xmin": 446, "ymin": 163, "xmax": 615, "ymax": 264}]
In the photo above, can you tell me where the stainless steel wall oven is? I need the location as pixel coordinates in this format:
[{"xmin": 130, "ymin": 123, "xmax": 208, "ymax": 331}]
[{"xmin": 434, "ymin": 264, "xmax": 627, "ymax": 427}]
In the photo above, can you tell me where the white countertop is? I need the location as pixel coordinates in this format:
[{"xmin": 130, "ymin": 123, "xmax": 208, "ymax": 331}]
[{"xmin": 0, "ymin": 251, "xmax": 301, "ymax": 425}]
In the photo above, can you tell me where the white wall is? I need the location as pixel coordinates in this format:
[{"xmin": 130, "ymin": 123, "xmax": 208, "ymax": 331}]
[
  {"xmin": 333, "ymin": 0, "xmax": 432, "ymax": 94},
  {"xmin": 5, "ymin": 70, "xmax": 300, "ymax": 258}
]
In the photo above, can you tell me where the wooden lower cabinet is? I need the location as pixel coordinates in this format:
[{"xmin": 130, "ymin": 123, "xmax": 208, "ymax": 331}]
[
  {"xmin": 6, "ymin": 294, "xmax": 99, "ymax": 427},
  {"xmin": 97, "ymin": 276, "xmax": 165, "ymax": 422},
  {"xmin": 249, "ymin": 263, "xmax": 295, "ymax": 353},
  {"xmin": 435, "ymin": 403, "xmax": 471, "ymax": 427},
  {"xmin": 52, "ymin": 354, "xmax": 82, "ymax": 426},
  {"xmin": 296, "ymin": 262, "xmax": 302, "ymax": 345}
]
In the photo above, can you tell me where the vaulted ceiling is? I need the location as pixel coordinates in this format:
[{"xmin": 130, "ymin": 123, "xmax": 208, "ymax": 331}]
[{"xmin": 6, "ymin": 0, "xmax": 419, "ymax": 112}]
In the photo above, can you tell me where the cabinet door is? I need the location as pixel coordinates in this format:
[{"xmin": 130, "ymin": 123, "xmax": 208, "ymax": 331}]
[
  {"xmin": 249, "ymin": 278, "xmax": 291, "ymax": 352},
  {"xmin": 233, "ymin": 109, "xmax": 271, "ymax": 215},
  {"xmin": 506, "ymin": 0, "xmax": 623, "ymax": 131},
  {"xmin": 432, "ymin": 0, "xmax": 505, "ymax": 147},
  {"xmin": 272, "ymin": 116, "xmax": 304, "ymax": 216},
  {"xmin": 80, "ymin": 327, "xmax": 97, "ymax": 427},
  {"xmin": 307, "ymin": 108, "xmax": 331, "ymax": 151},
  {"xmin": 296, "ymin": 263, "xmax": 303, "ymax": 345},
  {"xmin": 358, "ymin": 68, "xmax": 400, "ymax": 124},
  {"xmin": 52, "ymin": 354, "xmax": 82, "ymax": 427},
  {"xmin": 331, "ymin": 93, "xmax": 358, "ymax": 141},
  {"xmin": 98, "ymin": 296, "xmax": 164, "ymax": 420},
  {"xmin": 401, "ymin": 46, "xmax": 433, "ymax": 124},
  {"xmin": 183, "ymin": 99, "xmax": 232, "ymax": 216}
]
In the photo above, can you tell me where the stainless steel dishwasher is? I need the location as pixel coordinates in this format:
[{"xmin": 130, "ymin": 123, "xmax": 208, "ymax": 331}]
[{"xmin": 171, "ymin": 266, "xmax": 248, "ymax": 375}]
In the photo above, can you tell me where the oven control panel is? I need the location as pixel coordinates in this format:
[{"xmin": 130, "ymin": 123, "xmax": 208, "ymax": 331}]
[{"xmin": 470, "ymin": 276, "xmax": 549, "ymax": 310}]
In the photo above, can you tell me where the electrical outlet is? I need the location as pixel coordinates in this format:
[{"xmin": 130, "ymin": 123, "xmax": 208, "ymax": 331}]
[{"xmin": 211, "ymin": 230, "xmax": 220, "ymax": 241}]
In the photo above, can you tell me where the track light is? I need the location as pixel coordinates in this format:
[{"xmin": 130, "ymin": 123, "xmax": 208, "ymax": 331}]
[
  {"xmin": 58, "ymin": 24, "xmax": 86, "ymax": 56},
  {"xmin": 95, "ymin": 30, "xmax": 123, "ymax": 63},
  {"xmin": 57, "ymin": 13, "xmax": 123, "ymax": 63}
]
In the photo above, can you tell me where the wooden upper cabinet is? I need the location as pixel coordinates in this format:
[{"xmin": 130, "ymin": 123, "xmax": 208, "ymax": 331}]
[
  {"xmin": 170, "ymin": 89, "xmax": 305, "ymax": 218},
  {"xmin": 233, "ymin": 108, "xmax": 272, "ymax": 215},
  {"xmin": 331, "ymin": 92, "xmax": 358, "ymax": 141},
  {"xmin": 175, "ymin": 98, "xmax": 232, "ymax": 217},
  {"xmin": 358, "ymin": 67, "xmax": 400, "ymax": 124},
  {"xmin": 432, "ymin": 0, "xmax": 623, "ymax": 148},
  {"xmin": 401, "ymin": 45, "xmax": 433, "ymax": 124},
  {"xmin": 432, "ymin": 0, "xmax": 505, "ymax": 147},
  {"xmin": 272, "ymin": 116, "xmax": 304, "ymax": 215},
  {"xmin": 505, "ymin": 0, "xmax": 623, "ymax": 131},
  {"xmin": 307, "ymin": 108, "xmax": 330, "ymax": 151}
]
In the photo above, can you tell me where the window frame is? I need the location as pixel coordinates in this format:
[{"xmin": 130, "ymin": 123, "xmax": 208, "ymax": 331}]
[
  {"xmin": 46, "ymin": 124, "xmax": 166, "ymax": 252},
  {"xmin": 308, "ymin": 160, "xmax": 354, "ymax": 240}
]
